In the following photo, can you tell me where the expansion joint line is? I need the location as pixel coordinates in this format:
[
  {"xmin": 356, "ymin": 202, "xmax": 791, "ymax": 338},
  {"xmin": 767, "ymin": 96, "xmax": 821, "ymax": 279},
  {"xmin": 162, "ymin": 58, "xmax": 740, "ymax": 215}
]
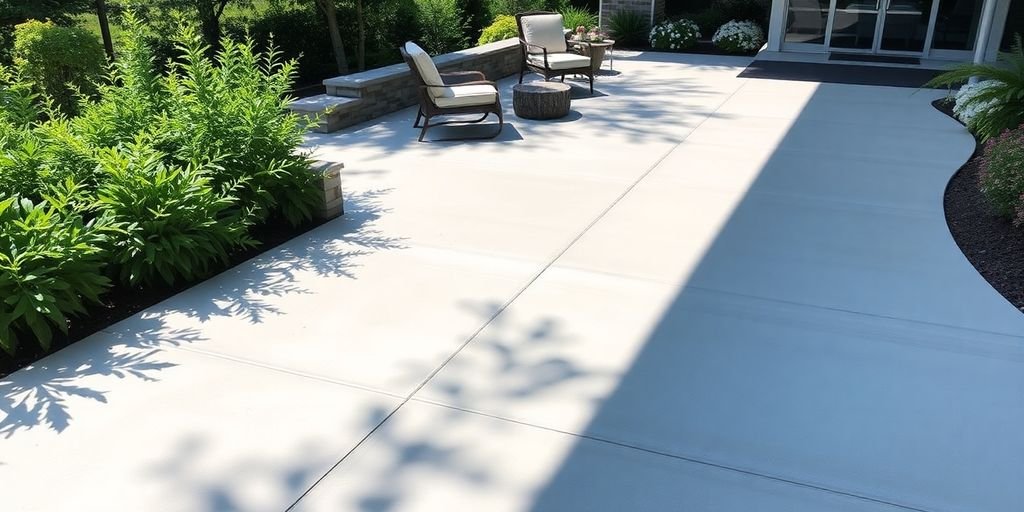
[{"xmin": 285, "ymin": 79, "xmax": 752, "ymax": 511}]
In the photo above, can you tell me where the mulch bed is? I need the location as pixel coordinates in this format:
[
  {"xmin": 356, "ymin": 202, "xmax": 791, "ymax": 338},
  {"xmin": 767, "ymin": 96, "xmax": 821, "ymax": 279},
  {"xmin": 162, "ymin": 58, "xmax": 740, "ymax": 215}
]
[
  {"xmin": 938, "ymin": 98, "xmax": 1024, "ymax": 313},
  {"xmin": 0, "ymin": 217, "xmax": 326, "ymax": 378}
]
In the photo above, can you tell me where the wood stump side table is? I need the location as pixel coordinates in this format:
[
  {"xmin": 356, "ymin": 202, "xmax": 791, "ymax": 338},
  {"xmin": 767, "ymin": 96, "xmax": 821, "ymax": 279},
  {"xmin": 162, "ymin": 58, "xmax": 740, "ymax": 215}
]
[{"xmin": 512, "ymin": 82, "xmax": 572, "ymax": 120}]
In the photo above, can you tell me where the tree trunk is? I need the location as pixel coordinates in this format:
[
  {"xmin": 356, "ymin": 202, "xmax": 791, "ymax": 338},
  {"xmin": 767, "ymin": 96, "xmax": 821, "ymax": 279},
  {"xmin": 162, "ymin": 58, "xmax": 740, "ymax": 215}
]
[
  {"xmin": 315, "ymin": 0, "xmax": 349, "ymax": 74},
  {"xmin": 356, "ymin": 0, "xmax": 365, "ymax": 71},
  {"xmin": 95, "ymin": 0, "xmax": 114, "ymax": 61},
  {"xmin": 197, "ymin": 0, "xmax": 222, "ymax": 52}
]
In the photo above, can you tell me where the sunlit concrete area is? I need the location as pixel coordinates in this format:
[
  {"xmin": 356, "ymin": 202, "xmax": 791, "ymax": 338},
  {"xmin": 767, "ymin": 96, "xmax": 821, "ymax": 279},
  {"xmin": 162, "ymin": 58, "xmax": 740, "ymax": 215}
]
[{"xmin": 2, "ymin": 52, "xmax": 1022, "ymax": 512}]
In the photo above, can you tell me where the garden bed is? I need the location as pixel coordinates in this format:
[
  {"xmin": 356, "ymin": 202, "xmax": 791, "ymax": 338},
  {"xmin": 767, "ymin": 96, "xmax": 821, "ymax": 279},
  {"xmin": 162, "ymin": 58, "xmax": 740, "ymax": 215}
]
[
  {"xmin": 0, "ymin": 217, "xmax": 327, "ymax": 378},
  {"xmin": 939, "ymin": 98, "xmax": 1024, "ymax": 313}
]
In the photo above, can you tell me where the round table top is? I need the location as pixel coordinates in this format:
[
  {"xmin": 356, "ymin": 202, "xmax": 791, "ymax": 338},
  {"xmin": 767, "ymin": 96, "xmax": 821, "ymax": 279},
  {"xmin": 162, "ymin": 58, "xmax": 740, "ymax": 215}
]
[
  {"xmin": 512, "ymin": 82, "xmax": 572, "ymax": 94},
  {"xmin": 571, "ymin": 39, "xmax": 615, "ymax": 47}
]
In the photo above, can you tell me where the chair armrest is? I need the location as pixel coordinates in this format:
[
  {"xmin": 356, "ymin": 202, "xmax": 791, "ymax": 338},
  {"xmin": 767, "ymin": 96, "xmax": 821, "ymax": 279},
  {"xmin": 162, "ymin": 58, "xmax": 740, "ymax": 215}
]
[
  {"xmin": 441, "ymin": 71, "xmax": 486, "ymax": 85},
  {"xmin": 519, "ymin": 39, "xmax": 550, "ymax": 67}
]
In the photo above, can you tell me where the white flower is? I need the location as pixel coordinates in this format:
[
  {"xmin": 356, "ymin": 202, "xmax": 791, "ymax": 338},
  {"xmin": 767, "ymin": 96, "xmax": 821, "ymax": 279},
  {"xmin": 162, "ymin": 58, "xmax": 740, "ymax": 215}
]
[
  {"xmin": 954, "ymin": 80, "xmax": 1003, "ymax": 124},
  {"xmin": 712, "ymin": 20, "xmax": 764, "ymax": 52}
]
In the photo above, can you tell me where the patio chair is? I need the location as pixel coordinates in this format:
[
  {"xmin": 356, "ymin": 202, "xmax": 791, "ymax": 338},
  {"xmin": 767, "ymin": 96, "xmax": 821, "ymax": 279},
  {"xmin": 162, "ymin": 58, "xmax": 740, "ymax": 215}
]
[
  {"xmin": 516, "ymin": 11, "xmax": 594, "ymax": 94},
  {"xmin": 400, "ymin": 41, "xmax": 504, "ymax": 142}
]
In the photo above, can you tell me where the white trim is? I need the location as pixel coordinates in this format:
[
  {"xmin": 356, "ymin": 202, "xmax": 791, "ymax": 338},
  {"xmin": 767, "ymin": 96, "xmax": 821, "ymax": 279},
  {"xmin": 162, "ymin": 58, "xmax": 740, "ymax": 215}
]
[
  {"xmin": 986, "ymin": 0, "xmax": 1012, "ymax": 60},
  {"xmin": 767, "ymin": 0, "xmax": 787, "ymax": 50},
  {"xmin": 649, "ymin": 0, "xmax": 655, "ymax": 28},
  {"xmin": 973, "ymin": 0, "xmax": 998, "ymax": 65}
]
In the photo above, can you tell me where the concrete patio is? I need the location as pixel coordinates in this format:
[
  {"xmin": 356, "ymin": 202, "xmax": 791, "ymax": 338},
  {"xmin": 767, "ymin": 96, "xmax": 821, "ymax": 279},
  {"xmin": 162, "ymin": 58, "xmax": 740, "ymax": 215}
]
[{"xmin": 2, "ymin": 52, "xmax": 1023, "ymax": 512}]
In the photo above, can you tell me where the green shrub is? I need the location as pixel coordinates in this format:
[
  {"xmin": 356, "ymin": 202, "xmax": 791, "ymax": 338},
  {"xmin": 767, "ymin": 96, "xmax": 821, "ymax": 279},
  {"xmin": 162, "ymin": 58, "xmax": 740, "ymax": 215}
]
[
  {"xmin": 486, "ymin": 0, "xmax": 563, "ymax": 18},
  {"xmin": 712, "ymin": 0, "xmax": 768, "ymax": 28},
  {"xmin": 13, "ymin": 20, "xmax": 105, "ymax": 116},
  {"xmin": 649, "ymin": 18, "xmax": 701, "ymax": 50},
  {"xmin": 559, "ymin": 6, "xmax": 598, "ymax": 32},
  {"xmin": 478, "ymin": 14, "xmax": 518, "ymax": 44},
  {"xmin": 224, "ymin": 5, "xmax": 335, "ymax": 85},
  {"xmin": 0, "ymin": 193, "xmax": 111, "ymax": 354},
  {"xmin": 926, "ymin": 35, "xmax": 1024, "ymax": 140},
  {"xmin": 977, "ymin": 126, "xmax": 1024, "ymax": 221},
  {"xmin": 415, "ymin": 0, "xmax": 470, "ymax": 54},
  {"xmin": 608, "ymin": 10, "xmax": 649, "ymax": 48},
  {"xmin": 96, "ymin": 140, "xmax": 254, "ymax": 287},
  {"xmin": 688, "ymin": 8, "xmax": 729, "ymax": 37}
]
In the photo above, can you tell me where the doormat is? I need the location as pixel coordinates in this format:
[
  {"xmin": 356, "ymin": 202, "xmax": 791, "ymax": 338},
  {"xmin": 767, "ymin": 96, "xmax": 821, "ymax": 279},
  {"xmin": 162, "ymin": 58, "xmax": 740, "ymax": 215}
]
[
  {"xmin": 829, "ymin": 53, "xmax": 921, "ymax": 65},
  {"xmin": 737, "ymin": 61, "xmax": 943, "ymax": 88}
]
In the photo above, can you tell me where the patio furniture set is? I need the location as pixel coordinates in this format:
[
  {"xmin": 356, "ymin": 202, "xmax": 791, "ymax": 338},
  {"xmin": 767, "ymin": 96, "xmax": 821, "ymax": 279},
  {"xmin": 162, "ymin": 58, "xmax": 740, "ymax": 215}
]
[{"xmin": 400, "ymin": 11, "xmax": 614, "ymax": 142}]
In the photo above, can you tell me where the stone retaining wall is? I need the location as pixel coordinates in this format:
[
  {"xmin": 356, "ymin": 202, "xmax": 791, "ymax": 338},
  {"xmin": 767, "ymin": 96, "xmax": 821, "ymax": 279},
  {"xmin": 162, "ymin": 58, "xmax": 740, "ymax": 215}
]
[{"xmin": 296, "ymin": 39, "xmax": 521, "ymax": 133}]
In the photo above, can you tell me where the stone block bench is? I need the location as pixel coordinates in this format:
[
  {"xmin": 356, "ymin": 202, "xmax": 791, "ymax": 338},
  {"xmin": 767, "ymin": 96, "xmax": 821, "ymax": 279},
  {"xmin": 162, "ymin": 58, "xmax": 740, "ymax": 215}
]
[{"xmin": 289, "ymin": 39, "xmax": 521, "ymax": 133}]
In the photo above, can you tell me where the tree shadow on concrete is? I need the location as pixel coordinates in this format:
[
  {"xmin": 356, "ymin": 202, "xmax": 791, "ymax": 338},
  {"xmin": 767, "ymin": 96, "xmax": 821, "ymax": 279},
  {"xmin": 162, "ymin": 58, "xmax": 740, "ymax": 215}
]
[{"xmin": 0, "ymin": 189, "xmax": 405, "ymax": 439}]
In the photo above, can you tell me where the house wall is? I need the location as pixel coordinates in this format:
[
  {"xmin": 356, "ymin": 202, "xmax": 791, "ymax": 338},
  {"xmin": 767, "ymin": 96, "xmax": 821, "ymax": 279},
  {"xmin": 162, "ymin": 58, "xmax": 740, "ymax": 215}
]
[{"xmin": 599, "ymin": 0, "xmax": 665, "ymax": 32}]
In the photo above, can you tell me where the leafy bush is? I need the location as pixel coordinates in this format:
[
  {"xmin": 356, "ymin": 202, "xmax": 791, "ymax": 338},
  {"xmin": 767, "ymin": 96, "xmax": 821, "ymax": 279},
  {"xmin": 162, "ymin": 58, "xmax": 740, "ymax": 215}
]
[
  {"xmin": 650, "ymin": 18, "xmax": 701, "ymax": 50},
  {"xmin": 96, "ymin": 141, "xmax": 254, "ymax": 287},
  {"xmin": 977, "ymin": 126, "xmax": 1024, "ymax": 222},
  {"xmin": 486, "ymin": 0, "xmax": 565, "ymax": 18},
  {"xmin": 712, "ymin": 20, "xmax": 764, "ymax": 53},
  {"xmin": 688, "ymin": 9, "xmax": 729, "ymax": 38},
  {"xmin": 12, "ymin": 20, "xmax": 105, "ymax": 116},
  {"xmin": 224, "ymin": 5, "xmax": 335, "ymax": 85},
  {"xmin": 560, "ymin": 6, "xmax": 598, "ymax": 32},
  {"xmin": 0, "ymin": 194, "xmax": 111, "ymax": 354},
  {"xmin": 608, "ymin": 10, "xmax": 649, "ymax": 48},
  {"xmin": 926, "ymin": 35, "xmax": 1024, "ymax": 140},
  {"xmin": 478, "ymin": 14, "xmax": 519, "ymax": 45},
  {"xmin": 416, "ymin": 0, "xmax": 470, "ymax": 54}
]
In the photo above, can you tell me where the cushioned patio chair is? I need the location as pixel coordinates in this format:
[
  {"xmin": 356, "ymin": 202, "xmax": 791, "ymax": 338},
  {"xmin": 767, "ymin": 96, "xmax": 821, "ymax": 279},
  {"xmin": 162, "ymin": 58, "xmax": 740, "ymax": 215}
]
[
  {"xmin": 400, "ymin": 41, "xmax": 504, "ymax": 142},
  {"xmin": 516, "ymin": 11, "xmax": 594, "ymax": 93}
]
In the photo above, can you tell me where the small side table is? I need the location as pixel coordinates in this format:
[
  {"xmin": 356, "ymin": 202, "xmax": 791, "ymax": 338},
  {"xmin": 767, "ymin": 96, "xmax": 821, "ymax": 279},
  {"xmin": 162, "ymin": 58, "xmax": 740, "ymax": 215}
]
[
  {"xmin": 512, "ymin": 82, "xmax": 572, "ymax": 120},
  {"xmin": 574, "ymin": 39, "xmax": 616, "ymax": 72}
]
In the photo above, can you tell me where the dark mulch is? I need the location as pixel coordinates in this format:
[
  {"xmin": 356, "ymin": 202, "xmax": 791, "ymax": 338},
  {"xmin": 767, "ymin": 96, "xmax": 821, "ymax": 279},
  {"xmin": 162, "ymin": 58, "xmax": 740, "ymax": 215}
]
[
  {"xmin": 939, "ymin": 98, "xmax": 1024, "ymax": 312},
  {"xmin": 0, "ymin": 217, "xmax": 326, "ymax": 378},
  {"xmin": 616, "ymin": 40, "xmax": 758, "ymax": 57}
]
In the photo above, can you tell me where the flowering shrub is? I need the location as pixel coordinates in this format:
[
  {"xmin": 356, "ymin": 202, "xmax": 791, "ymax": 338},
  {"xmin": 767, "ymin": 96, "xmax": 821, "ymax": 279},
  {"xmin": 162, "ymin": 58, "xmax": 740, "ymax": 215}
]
[
  {"xmin": 954, "ymin": 80, "xmax": 1002, "ymax": 125},
  {"xmin": 712, "ymin": 20, "xmax": 764, "ymax": 53},
  {"xmin": 978, "ymin": 126, "xmax": 1024, "ymax": 223},
  {"xmin": 649, "ymin": 19, "xmax": 700, "ymax": 50}
]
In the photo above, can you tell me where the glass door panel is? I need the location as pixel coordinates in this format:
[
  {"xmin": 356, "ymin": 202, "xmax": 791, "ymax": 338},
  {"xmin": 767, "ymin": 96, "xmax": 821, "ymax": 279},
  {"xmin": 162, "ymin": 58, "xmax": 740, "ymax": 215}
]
[
  {"xmin": 879, "ymin": 0, "xmax": 932, "ymax": 51},
  {"xmin": 931, "ymin": 0, "xmax": 982, "ymax": 50},
  {"xmin": 785, "ymin": 0, "xmax": 831, "ymax": 44},
  {"xmin": 830, "ymin": 0, "xmax": 880, "ymax": 49}
]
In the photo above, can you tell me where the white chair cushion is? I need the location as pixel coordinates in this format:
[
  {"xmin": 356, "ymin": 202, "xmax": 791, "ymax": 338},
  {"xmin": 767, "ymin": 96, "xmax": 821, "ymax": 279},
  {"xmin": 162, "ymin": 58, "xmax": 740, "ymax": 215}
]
[
  {"xmin": 520, "ymin": 14, "xmax": 567, "ymax": 54},
  {"xmin": 527, "ymin": 52, "xmax": 590, "ymax": 70},
  {"xmin": 404, "ymin": 41, "xmax": 444, "ymax": 98},
  {"xmin": 432, "ymin": 84, "xmax": 498, "ymax": 108}
]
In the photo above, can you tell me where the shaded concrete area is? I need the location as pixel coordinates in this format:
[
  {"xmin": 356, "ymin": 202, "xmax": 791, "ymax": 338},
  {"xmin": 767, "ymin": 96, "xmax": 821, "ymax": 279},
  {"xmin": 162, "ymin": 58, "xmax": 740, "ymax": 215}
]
[{"xmin": 1, "ymin": 51, "xmax": 1020, "ymax": 512}]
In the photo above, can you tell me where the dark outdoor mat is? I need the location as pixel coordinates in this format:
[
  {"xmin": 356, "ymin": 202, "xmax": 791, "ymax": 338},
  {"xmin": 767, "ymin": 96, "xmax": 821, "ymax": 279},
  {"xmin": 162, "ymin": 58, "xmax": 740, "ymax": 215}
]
[
  {"xmin": 829, "ymin": 53, "xmax": 920, "ymax": 65},
  {"xmin": 737, "ymin": 60, "xmax": 944, "ymax": 88}
]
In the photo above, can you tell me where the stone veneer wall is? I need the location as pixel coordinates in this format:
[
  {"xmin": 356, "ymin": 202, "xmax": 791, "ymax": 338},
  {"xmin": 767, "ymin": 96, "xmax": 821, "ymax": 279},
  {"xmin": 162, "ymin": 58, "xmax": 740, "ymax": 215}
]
[{"xmin": 314, "ymin": 39, "xmax": 521, "ymax": 133}]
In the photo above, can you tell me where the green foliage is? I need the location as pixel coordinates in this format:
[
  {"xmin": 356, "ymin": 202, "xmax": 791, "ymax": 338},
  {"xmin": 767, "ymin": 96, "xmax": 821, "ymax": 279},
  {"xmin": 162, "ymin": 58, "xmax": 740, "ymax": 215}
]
[
  {"xmin": 0, "ymin": 11, "xmax": 319, "ymax": 357},
  {"xmin": 608, "ymin": 10, "xmax": 648, "ymax": 47},
  {"xmin": 0, "ymin": 193, "xmax": 111, "ymax": 355},
  {"xmin": 96, "ymin": 140, "xmax": 254, "ymax": 287},
  {"xmin": 925, "ymin": 35, "xmax": 1024, "ymax": 140},
  {"xmin": 224, "ymin": 4, "xmax": 336, "ymax": 85},
  {"xmin": 559, "ymin": 6, "xmax": 597, "ymax": 31},
  {"xmin": 486, "ymin": 0, "xmax": 565, "ymax": 19},
  {"xmin": 13, "ymin": 20, "xmax": 106, "ymax": 116},
  {"xmin": 478, "ymin": 14, "xmax": 518, "ymax": 44},
  {"xmin": 459, "ymin": 0, "xmax": 492, "ymax": 40},
  {"xmin": 977, "ymin": 126, "xmax": 1024, "ymax": 222},
  {"xmin": 688, "ymin": 8, "xmax": 728, "ymax": 37},
  {"xmin": 415, "ymin": 0, "xmax": 470, "ymax": 54}
]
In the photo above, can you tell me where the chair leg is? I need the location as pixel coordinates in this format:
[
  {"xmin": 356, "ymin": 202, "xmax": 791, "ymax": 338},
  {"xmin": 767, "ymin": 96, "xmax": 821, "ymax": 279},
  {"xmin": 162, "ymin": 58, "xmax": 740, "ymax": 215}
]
[
  {"xmin": 560, "ymin": 75, "xmax": 565, "ymax": 83},
  {"xmin": 413, "ymin": 108, "xmax": 423, "ymax": 128},
  {"xmin": 519, "ymin": 66, "xmax": 525, "ymax": 84},
  {"xmin": 418, "ymin": 116, "xmax": 430, "ymax": 142},
  {"xmin": 589, "ymin": 72, "xmax": 594, "ymax": 94}
]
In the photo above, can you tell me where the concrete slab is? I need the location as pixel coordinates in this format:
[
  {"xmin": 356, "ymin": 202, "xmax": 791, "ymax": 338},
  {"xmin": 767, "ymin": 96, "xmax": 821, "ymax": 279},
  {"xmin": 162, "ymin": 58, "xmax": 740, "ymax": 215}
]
[
  {"xmin": 292, "ymin": 400, "xmax": 910, "ymax": 512},
  {"xmin": 0, "ymin": 333, "xmax": 399, "ymax": 512}
]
